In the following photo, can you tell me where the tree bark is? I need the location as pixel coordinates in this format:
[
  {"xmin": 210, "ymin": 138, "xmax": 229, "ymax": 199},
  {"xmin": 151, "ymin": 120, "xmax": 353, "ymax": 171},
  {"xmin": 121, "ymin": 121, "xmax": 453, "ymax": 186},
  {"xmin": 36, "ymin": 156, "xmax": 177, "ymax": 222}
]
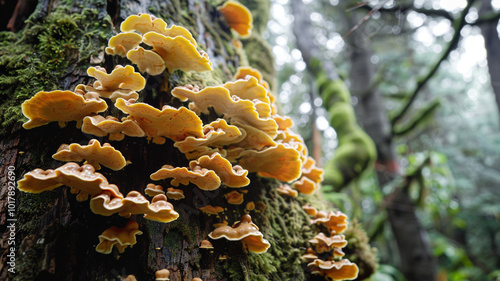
[
  {"xmin": 0, "ymin": 1, "xmax": 319, "ymax": 280},
  {"xmin": 479, "ymin": 0, "xmax": 500, "ymax": 117}
]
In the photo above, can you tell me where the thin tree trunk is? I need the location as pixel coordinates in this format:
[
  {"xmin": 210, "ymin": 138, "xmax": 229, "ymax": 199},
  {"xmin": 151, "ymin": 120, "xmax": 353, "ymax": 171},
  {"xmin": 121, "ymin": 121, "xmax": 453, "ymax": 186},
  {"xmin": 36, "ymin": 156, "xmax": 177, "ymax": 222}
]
[
  {"xmin": 341, "ymin": 5, "xmax": 437, "ymax": 281},
  {"xmin": 479, "ymin": 0, "xmax": 500, "ymax": 117}
]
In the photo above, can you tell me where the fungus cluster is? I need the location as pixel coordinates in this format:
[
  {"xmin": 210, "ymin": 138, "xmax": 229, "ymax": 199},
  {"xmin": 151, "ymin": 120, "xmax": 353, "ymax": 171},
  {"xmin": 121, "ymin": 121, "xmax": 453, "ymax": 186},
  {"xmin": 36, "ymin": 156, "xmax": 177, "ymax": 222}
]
[
  {"xmin": 17, "ymin": 12, "xmax": 214, "ymax": 256},
  {"xmin": 16, "ymin": 6, "xmax": 358, "ymax": 280},
  {"xmin": 302, "ymin": 205, "xmax": 359, "ymax": 280}
]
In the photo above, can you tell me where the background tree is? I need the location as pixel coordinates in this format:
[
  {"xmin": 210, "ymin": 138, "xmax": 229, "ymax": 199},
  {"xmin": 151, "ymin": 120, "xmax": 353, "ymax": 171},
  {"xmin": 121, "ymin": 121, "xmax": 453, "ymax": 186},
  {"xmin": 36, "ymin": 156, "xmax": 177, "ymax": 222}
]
[{"xmin": 266, "ymin": 0, "xmax": 500, "ymax": 280}]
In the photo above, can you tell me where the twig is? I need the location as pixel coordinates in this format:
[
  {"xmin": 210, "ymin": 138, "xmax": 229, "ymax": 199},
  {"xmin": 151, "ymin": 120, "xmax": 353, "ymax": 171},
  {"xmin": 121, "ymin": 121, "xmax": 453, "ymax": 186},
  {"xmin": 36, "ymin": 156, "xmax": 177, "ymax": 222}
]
[
  {"xmin": 390, "ymin": 0, "xmax": 476, "ymax": 128},
  {"xmin": 343, "ymin": 0, "xmax": 389, "ymax": 40}
]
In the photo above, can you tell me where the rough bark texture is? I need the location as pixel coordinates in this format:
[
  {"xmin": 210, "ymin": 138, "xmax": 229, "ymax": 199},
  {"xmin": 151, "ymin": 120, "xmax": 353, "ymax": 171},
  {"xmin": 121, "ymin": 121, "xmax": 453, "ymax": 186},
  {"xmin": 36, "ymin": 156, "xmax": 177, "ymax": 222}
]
[
  {"xmin": 479, "ymin": 0, "xmax": 500, "ymax": 117},
  {"xmin": 0, "ymin": 0, "xmax": 319, "ymax": 280}
]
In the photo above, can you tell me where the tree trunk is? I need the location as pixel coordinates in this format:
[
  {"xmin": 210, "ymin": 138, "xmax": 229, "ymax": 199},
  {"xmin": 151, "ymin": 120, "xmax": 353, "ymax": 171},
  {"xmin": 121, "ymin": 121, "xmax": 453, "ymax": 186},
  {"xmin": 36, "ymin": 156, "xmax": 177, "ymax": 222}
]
[
  {"xmin": 340, "ymin": 5, "xmax": 438, "ymax": 281},
  {"xmin": 289, "ymin": 0, "xmax": 437, "ymax": 279},
  {"xmin": 478, "ymin": 0, "xmax": 500, "ymax": 117},
  {"xmin": 0, "ymin": 1, "xmax": 319, "ymax": 280}
]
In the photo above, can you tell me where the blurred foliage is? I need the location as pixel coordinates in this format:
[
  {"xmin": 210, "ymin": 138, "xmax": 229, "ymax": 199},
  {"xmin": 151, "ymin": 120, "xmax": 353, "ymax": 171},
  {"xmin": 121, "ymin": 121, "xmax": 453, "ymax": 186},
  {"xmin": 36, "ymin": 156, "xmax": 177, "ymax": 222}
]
[{"xmin": 266, "ymin": 0, "xmax": 500, "ymax": 280}]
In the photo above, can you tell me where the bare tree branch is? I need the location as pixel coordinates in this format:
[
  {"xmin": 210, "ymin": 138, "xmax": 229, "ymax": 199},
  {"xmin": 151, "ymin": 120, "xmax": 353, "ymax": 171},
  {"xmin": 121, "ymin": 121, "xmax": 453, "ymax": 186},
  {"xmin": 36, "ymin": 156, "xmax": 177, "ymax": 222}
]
[
  {"xmin": 343, "ymin": 0, "xmax": 389, "ymax": 39},
  {"xmin": 360, "ymin": 3, "xmax": 454, "ymax": 21}
]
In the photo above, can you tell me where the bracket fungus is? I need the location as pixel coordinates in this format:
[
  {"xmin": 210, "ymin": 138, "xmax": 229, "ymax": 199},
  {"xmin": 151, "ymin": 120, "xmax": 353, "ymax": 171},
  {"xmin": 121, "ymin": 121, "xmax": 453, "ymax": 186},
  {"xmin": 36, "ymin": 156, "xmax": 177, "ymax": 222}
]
[
  {"xmin": 302, "ymin": 204, "xmax": 319, "ymax": 217},
  {"xmin": 91, "ymin": 191, "xmax": 179, "ymax": 223},
  {"xmin": 171, "ymin": 86, "xmax": 278, "ymax": 138},
  {"xmin": 174, "ymin": 119, "xmax": 245, "ymax": 153},
  {"xmin": 302, "ymin": 157, "xmax": 324, "ymax": 184},
  {"xmin": 245, "ymin": 201, "xmax": 255, "ymax": 212},
  {"xmin": 199, "ymin": 239, "xmax": 214, "ymax": 250},
  {"xmin": 302, "ymin": 248, "xmax": 319, "ymax": 262},
  {"xmin": 234, "ymin": 66, "xmax": 270, "ymax": 90},
  {"xmin": 190, "ymin": 153, "xmax": 249, "ymax": 188},
  {"xmin": 312, "ymin": 211, "xmax": 349, "ymax": 234},
  {"xmin": 208, "ymin": 214, "xmax": 270, "ymax": 254},
  {"xmin": 150, "ymin": 165, "xmax": 221, "ymax": 191},
  {"xmin": 276, "ymin": 184, "xmax": 298, "ymax": 197},
  {"xmin": 141, "ymin": 31, "xmax": 212, "ymax": 73},
  {"xmin": 238, "ymin": 143, "xmax": 302, "ymax": 182},
  {"xmin": 145, "ymin": 183, "xmax": 165, "ymax": 197},
  {"xmin": 109, "ymin": 13, "xmax": 212, "ymax": 74},
  {"xmin": 81, "ymin": 115, "xmax": 145, "ymax": 141},
  {"xmin": 115, "ymin": 98, "xmax": 204, "ymax": 144},
  {"xmin": 292, "ymin": 176, "xmax": 319, "ymax": 195},
  {"xmin": 155, "ymin": 268, "xmax": 171, "ymax": 281},
  {"xmin": 309, "ymin": 233, "xmax": 348, "ymax": 254},
  {"xmin": 86, "ymin": 65, "xmax": 146, "ymax": 102},
  {"xmin": 21, "ymin": 90, "xmax": 107, "ymax": 129},
  {"xmin": 199, "ymin": 205, "xmax": 225, "ymax": 216},
  {"xmin": 127, "ymin": 47, "xmax": 166, "ymax": 76},
  {"xmin": 120, "ymin": 14, "xmax": 195, "ymax": 45},
  {"xmin": 17, "ymin": 163, "xmax": 121, "ymax": 202},
  {"xmin": 232, "ymin": 123, "xmax": 276, "ymax": 150},
  {"xmin": 222, "ymin": 77, "xmax": 271, "ymax": 118},
  {"xmin": 105, "ymin": 32, "xmax": 143, "ymax": 57},
  {"xmin": 96, "ymin": 221, "xmax": 143, "ymax": 254},
  {"xmin": 52, "ymin": 139, "xmax": 127, "ymax": 171},
  {"xmin": 166, "ymin": 187, "xmax": 185, "ymax": 200},
  {"xmin": 217, "ymin": 1, "xmax": 253, "ymax": 38},
  {"xmin": 14, "ymin": 10, "xmax": 362, "ymax": 278},
  {"xmin": 307, "ymin": 259, "xmax": 359, "ymax": 281},
  {"xmin": 224, "ymin": 190, "xmax": 245, "ymax": 205},
  {"xmin": 273, "ymin": 115, "xmax": 294, "ymax": 130}
]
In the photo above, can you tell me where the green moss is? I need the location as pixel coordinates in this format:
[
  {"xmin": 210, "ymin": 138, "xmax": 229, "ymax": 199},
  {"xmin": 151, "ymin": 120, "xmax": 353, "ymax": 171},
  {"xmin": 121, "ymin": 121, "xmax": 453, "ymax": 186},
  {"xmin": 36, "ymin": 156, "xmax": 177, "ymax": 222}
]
[
  {"xmin": 0, "ymin": 7, "xmax": 112, "ymax": 135},
  {"xmin": 239, "ymin": 0, "xmax": 271, "ymax": 34},
  {"xmin": 241, "ymin": 35, "xmax": 275, "ymax": 88},
  {"xmin": 317, "ymin": 74, "xmax": 351, "ymax": 107},
  {"xmin": 244, "ymin": 183, "xmax": 313, "ymax": 280},
  {"xmin": 343, "ymin": 221, "xmax": 378, "ymax": 280},
  {"xmin": 313, "ymin": 65, "xmax": 377, "ymax": 189}
]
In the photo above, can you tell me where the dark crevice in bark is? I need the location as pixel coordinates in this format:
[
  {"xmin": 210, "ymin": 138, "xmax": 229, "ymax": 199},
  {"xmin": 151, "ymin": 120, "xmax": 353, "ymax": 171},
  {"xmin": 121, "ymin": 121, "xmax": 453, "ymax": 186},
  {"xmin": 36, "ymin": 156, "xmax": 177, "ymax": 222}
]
[{"xmin": 107, "ymin": 0, "xmax": 120, "ymax": 26}]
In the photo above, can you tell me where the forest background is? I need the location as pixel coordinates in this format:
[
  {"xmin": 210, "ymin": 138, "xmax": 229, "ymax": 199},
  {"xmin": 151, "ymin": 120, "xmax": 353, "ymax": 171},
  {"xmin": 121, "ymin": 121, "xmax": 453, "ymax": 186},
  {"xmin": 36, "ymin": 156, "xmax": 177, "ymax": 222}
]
[{"xmin": 274, "ymin": 0, "xmax": 500, "ymax": 280}]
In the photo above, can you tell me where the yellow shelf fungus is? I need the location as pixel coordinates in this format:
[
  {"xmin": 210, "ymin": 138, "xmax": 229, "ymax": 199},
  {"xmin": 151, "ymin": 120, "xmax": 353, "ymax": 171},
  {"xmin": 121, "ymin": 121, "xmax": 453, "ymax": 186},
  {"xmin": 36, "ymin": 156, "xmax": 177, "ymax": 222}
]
[
  {"xmin": 171, "ymin": 86, "xmax": 278, "ymax": 137},
  {"xmin": 217, "ymin": 1, "xmax": 253, "ymax": 38},
  {"xmin": 190, "ymin": 153, "xmax": 249, "ymax": 188},
  {"xmin": 17, "ymin": 163, "xmax": 123, "ymax": 202},
  {"xmin": 81, "ymin": 115, "xmax": 145, "ymax": 141},
  {"xmin": 115, "ymin": 98, "xmax": 204, "ymax": 143},
  {"xmin": 238, "ymin": 143, "xmax": 302, "ymax": 182},
  {"xmin": 21, "ymin": 90, "xmax": 107, "ymax": 129},
  {"xmin": 52, "ymin": 139, "xmax": 127, "ymax": 171},
  {"xmin": 150, "ymin": 165, "xmax": 221, "ymax": 191},
  {"xmin": 96, "ymin": 221, "xmax": 143, "ymax": 254},
  {"xmin": 208, "ymin": 214, "xmax": 270, "ymax": 254}
]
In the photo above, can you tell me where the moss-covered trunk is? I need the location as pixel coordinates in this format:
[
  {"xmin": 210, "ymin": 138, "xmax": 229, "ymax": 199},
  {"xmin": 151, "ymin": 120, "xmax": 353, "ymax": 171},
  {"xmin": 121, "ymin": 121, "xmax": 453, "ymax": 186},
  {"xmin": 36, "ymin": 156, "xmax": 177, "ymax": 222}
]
[{"xmin": 0, "ymin": 0, "xmax": 330, "ymax": 280}]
